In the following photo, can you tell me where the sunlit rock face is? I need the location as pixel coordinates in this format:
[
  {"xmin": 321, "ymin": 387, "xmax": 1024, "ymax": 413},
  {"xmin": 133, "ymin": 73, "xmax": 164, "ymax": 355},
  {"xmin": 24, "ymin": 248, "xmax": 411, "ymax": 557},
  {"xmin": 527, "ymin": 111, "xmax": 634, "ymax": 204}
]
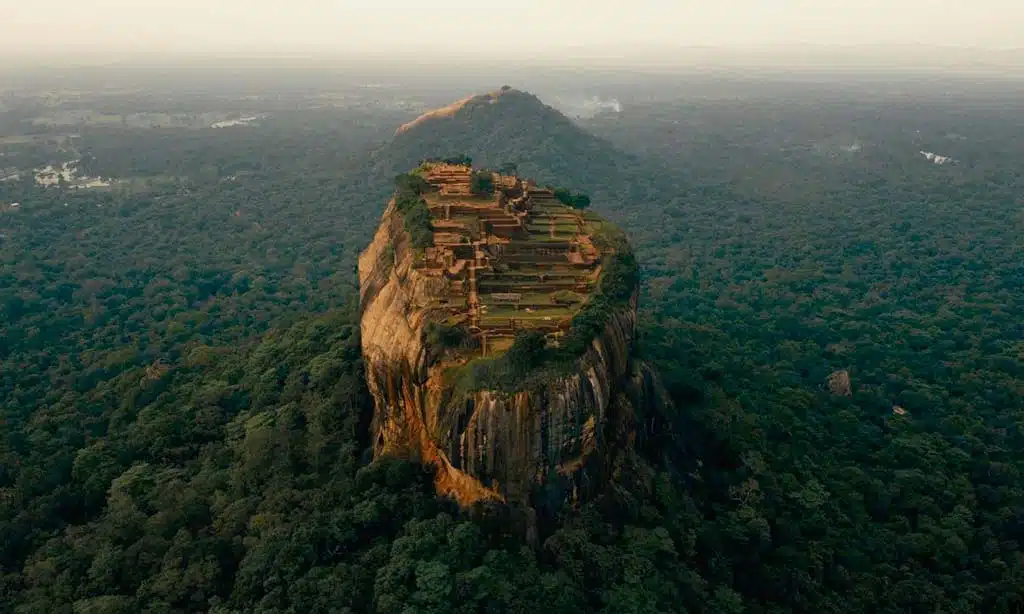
[{"xmin": 358, "ymin": 196, "xmax": 656, "ymax": 511}]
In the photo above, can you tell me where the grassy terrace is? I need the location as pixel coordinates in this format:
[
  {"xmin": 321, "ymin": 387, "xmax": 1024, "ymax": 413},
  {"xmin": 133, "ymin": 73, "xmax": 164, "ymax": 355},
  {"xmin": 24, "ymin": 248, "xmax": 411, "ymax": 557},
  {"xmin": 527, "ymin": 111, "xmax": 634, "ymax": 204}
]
[
  {"xmin": 481, "ymin": 271, "xmax": 591, "ymax": 280},
  {"xmin": 406, "ymin": 164, "xmax": 634, "ymax": 391},
  {"xmin": 521, "ymin": 235, "xmax": 577, "ymax": 244},
  {"xmin": 479, "ymin": 291, "xmax": 584, "ymax": 305},
  {"xmin": 422, "ymin": 192, "xmax": 495, "ymax": 205},
  {"xmin": 526, "ymin": 228, "xmax": 579, "ymax": 238},
  {"xmin": 527, "ymin": 220, "xmax": 579, "ymax": 228},
  {"xmin": 477, "ymin": 284, "xmax": 587, "ymax": 291},
  {"xmin": 490, "ymin": 264, "xmax": 592, "ymax": 274},
  {"xmin": 477, "ymin": 274, "xmax": 592, "ymax": 286},
  {"xmin": 479, "ymin": 307, "xmax": 574, "ymax": 327}
]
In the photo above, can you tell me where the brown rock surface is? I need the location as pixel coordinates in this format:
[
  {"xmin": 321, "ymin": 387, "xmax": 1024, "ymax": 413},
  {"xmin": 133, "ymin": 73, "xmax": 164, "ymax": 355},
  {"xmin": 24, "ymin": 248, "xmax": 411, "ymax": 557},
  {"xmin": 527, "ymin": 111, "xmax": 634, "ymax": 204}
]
[
  {"xmin": 359, "ymin": 169, "xmax": 657, "ymax": 511},
  {"xmin": 395, "ymin": 88, "xmax": 510, "ymax": 136}
]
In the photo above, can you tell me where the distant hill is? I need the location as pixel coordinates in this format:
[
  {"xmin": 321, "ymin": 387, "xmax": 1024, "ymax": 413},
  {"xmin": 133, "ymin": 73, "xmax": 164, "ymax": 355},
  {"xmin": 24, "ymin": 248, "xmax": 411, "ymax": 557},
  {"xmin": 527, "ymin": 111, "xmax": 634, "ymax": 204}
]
[{"xmin": 374, "ymin": 87, "xmax": 646, "ymax": 201}]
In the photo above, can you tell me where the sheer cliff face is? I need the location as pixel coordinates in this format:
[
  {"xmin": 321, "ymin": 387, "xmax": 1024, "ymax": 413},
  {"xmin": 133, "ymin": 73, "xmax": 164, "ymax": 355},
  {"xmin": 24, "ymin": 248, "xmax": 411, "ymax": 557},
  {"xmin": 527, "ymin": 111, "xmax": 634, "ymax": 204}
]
[{"xmin": 359, "ymin": 201, "xmax": 644, "ymax": 508}]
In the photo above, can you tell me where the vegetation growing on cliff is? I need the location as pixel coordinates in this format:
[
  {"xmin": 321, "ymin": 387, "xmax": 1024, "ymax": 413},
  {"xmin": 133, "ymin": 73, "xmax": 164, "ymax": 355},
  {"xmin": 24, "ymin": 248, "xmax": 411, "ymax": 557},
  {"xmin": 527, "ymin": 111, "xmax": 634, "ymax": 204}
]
[
  {"xmin": 448, "ymin": 330, "xmax": 551, "ymax": 394},
  {"xmin": 424, "ymin": 322, "xmax": 477, "ymax": 365},
  {"xmin": 469, "ymin": 170, "xmax": 494, "ymax": 195},
  {"xmin": 393, "ymin": 172, "xmax": 434, "ymax": 248},
  {"xmin": 418, "ymin": 154, "xmax": 473, "ymax": 168},
  {"xmin": 553, "ymin": 186, "xmax": 591, "ymax": 210},
  {"xmin": 561, "ymin": 218, "xmax": 637, "ymax": 354}
]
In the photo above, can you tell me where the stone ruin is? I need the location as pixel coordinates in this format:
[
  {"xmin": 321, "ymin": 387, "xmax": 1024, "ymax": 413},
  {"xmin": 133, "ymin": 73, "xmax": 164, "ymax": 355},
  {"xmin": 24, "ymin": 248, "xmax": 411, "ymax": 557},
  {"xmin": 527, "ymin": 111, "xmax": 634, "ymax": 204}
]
[{"xmin": 415, "ymin": 163, "xmax": 601, "ymax": 356}]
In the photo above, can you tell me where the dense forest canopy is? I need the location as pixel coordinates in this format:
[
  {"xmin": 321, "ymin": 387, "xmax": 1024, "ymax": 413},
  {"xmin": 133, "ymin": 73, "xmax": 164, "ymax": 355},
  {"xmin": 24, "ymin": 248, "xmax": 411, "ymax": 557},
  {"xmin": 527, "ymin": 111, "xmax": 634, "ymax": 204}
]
[{"xmin": 1, "ymin": 69, "xmax": 1023, "ymax": 613}]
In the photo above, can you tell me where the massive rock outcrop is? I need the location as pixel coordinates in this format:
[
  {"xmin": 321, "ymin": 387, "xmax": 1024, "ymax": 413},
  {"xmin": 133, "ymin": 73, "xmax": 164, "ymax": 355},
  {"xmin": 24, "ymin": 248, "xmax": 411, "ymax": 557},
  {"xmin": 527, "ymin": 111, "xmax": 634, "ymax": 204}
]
[{"xmin": 359, "ymin": 162, "xmax": 660, "ymax": 513}]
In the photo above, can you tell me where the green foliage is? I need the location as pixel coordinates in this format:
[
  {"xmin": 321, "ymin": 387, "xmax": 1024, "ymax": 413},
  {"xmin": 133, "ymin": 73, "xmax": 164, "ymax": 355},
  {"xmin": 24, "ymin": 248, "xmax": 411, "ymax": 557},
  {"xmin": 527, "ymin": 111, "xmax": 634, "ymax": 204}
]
[
  {"xmin": 443, "ymin": 154, "xmax": 473, "ymax": 166},
  {"xmin": 393, "ymin": 173, "xmax": 434, "ymax": 248},
  {"xmin": 551, "ymin": 290, "xmax": 584, "ymax": 305},
  {"xmin": 4, "ymin": 76, "xmax": 1024, "ymax": 614},
  {"xmin": 424, "ymin": 322, "xmax": 474, "ymax": 353},
  {"xmin": 450, "ymin": 330, "xmax": 552, "ymax": 395},
  {"xmin": 553, "ymin": 187, "xmax": 591, "ymax": 210},
  {"xmin": 393, "ymin": 172, "xmax": 431, "ymax": 196},
  {"xmin": 608, "ymin": 88, "xmax": 1024, "ymax": 614},
  {"xmin": 561, "ymin": 246, "xmax": 637, "ymax": 356},
  {"xmin": 396, "ymin": 197, "xmax": 433, "ymax": 249},
  {"xmin": 419, "ymin": 154, "xmax": 473, "ymax": 167},
  {"xmin": 469, "ymin": 170, "xmax": 494, "ymax": 196},
  {"xmin": 504, "ymin": 330, "xmax": 548, "ymax": 371}
]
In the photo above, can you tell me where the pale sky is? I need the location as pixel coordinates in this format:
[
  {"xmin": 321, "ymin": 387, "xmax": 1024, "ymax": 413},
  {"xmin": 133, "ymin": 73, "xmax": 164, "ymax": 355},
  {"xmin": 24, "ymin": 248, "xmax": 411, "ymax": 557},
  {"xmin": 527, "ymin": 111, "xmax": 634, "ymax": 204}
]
[{"xmin": 0, "ymin": 0, "xmax": 1021, "ymax": 57}]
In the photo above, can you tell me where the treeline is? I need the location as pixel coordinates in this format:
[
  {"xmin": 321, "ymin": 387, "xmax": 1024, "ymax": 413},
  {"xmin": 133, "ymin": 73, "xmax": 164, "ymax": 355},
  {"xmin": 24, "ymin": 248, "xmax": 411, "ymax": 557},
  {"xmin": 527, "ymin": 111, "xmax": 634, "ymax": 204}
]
[{"xmin": 0, "ymin": 298, "xmax": 743, "ymax": 613}]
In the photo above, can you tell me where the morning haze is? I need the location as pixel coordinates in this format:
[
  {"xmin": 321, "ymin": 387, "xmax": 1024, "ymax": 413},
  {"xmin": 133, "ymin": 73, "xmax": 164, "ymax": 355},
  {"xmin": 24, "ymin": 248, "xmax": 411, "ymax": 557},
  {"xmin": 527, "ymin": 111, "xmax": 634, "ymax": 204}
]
[{"xmin": 3, "ymin": 0, "xmax": 1022, "ymax": 66}]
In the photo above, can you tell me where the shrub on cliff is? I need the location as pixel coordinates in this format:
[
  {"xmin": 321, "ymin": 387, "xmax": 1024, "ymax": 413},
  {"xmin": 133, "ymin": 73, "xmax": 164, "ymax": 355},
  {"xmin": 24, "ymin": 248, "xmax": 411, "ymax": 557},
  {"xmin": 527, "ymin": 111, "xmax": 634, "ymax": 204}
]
[
  {"xmin": 504, "ymin": 330, "xmax": 548, "ymax": 373},
  {"xmin": 470, "ymin": 170, "xmax": 495, "ymax": 195},
  {"xmin": 399, "ymin": 202, "xmax": 433, "ymax": 248},
  {"xmin": 394, "ymin": 172, "xmax": 431, "ymax": 196},
  {"xmin": 425, "ymin": 322, "xmax": 475, "ymax": 351},
  {"xmin": 560, "ymin": 247, "xmax": 637, "ymax": 356},
  {"xmin": 553, "ymin": 187, "xmax": 591, "ymax": 210},
  {"xmin": 443, "ymin": 154, "xmax": 473, "ymax": 166},
  {"xmin": 393, "ymin": 173, "xmax": 434, "ymax": 248},
  {"xmin": 417, "ymin": 154, "xmax": 472, "ymax": 167},
  {"xmin": 571, "ymin": 193, "xmax": 591, "ymax": 209},
  {"xmin": 457, "ymin": 330, "xmax": 552, "ymax": 393}
]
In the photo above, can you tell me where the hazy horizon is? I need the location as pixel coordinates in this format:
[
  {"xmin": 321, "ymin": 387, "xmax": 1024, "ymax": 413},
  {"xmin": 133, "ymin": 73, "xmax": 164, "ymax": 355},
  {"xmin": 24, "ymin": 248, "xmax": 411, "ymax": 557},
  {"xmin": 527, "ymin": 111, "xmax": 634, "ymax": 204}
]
[{"xmin": 3, "ymin": 0, "xmax": 1022, "ymax": 61}]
